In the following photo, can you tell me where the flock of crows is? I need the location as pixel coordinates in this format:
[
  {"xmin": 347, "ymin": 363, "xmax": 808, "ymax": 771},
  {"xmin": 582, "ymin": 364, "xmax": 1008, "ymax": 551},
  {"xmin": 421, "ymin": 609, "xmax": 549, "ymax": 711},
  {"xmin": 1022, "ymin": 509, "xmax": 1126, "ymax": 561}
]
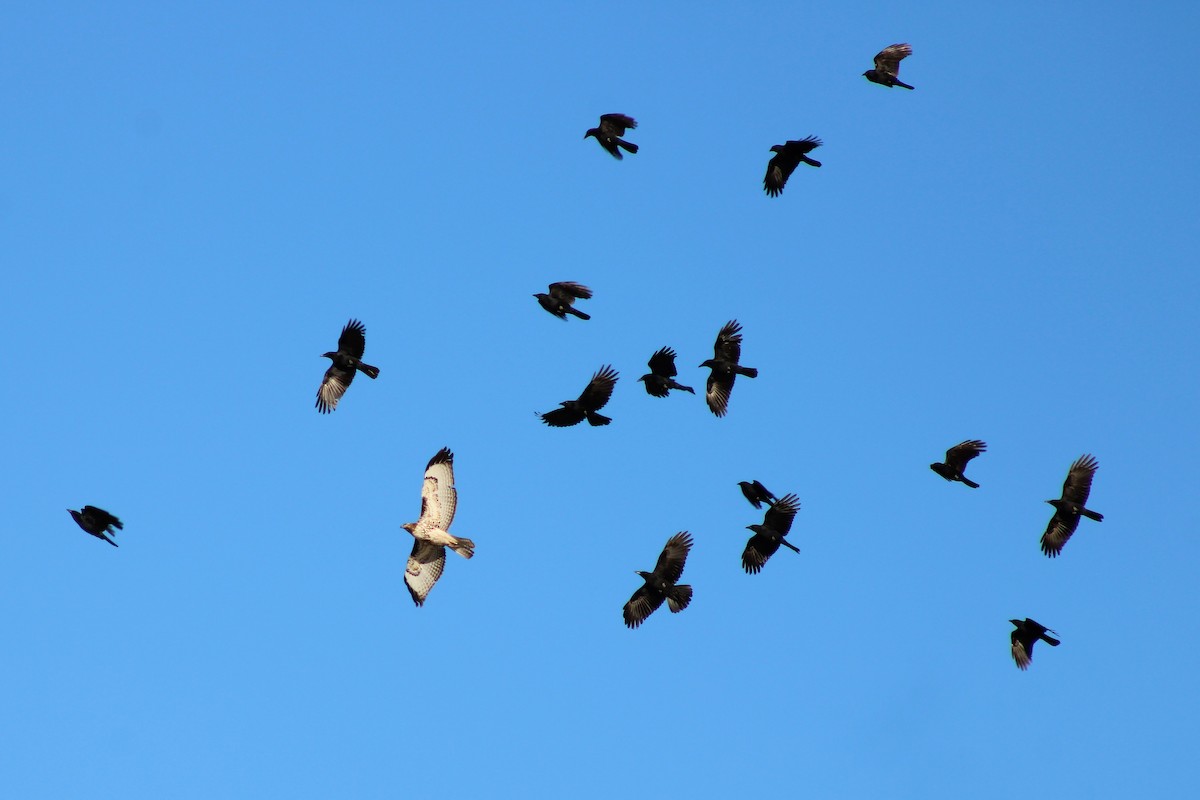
[{"xmin": 65, "ymin": 43, "xmax": 1102, "ymax": 670}]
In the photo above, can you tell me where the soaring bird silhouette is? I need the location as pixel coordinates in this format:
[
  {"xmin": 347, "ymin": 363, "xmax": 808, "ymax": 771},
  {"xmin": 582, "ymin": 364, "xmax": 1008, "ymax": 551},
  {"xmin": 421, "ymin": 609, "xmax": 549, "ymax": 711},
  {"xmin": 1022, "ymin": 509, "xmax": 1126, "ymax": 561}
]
[
  {"xmin": 742, "ymin": 493, "xmax": 801, "ymax": 574},
  {"xmin": 316, "ymin": 319, "xmax": 380, "ymax": 413},
  {"xmin": 533, "ymin": 281, "xmax": 593, "ymax": 321},
  {"xmin": 585, "ymin": 114, "xmax": 638, "ymax": 159},
  {"xmin": 864, "ymin": 43, "xmax": 914, "ymax": 89},
  {"xmin": 930, "ymin": 440, "xmax": 987, "ymax": 488},
  {"xmin": 67, "ymin": 505, "xmax": 122, "ymax": 547},
  {"xmin": 623, "ymin": 532, "xmax": 694, "ymax": 629},
  {"xmin": 1040, "ymin": 455, "xmax": 1104, "ymax": 558},
  {"xmin": 539, "ymin": 365, "xmax": 619, "ymax": 427},
  {"xmin": 1010, "ymin": 618, "xmax": 1060, "ymax": 670},
  {"xmin": 700, "ymin": 320, "xmax": 757, "ymax": 417},
  {"xmin": 400, "ymin": 448, "xmax": 475, "ymax": 606},
  {"xmin": 638, "ymin": 347, "xmax": 694, "ymax": 397},
  {"xmin": 738, "ymin": 480, "xmax": 777, "ymax": 509},
  {"xmin": 763, "ymin": 137, "xmax": 822, "ymax": 197}
]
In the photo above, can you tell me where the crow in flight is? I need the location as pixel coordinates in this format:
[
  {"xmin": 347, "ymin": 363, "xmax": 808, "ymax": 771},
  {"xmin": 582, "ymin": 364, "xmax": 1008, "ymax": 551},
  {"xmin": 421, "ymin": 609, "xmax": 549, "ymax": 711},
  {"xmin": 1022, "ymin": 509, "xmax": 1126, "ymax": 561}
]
[
  {"xmin": 763, "ymin": 137, "xmax": 822, "ymax": 197},
  {"xmin": 68, "ymin": 505, "xmax": 122, "ymax": 547},
  {"xmin": 533, "ymin": 282, "xmax": 593, "ymax": 321},
  {"xmin": 864, "ymin": 43, "xmax": 914, "ymax": 89},
  {"xmin": 700, "ymin": 320, "xmax": 757, "ymax": 417},
  {"xmin": 400, "ymin": 447, "xmax": 475, "ymax": 606},
  {"xmin": 930, "ymin": 440, "xmax": 987, "ymax": 488},
  {"xmin": 1040, "ymin": 455, "xmax": 1103, "ymax": 558},
  {"xmin": 1010, "ymin": 618, "xmax": 1060, "ymax": 670},
  {"xmin": 742, "ymin": 493, "xmax": 801, "ymax": 574},
  {"xmin": 316, "ymin": 319, "xmax": 380, "ymax": 413},
  {"xmin": 539, "ymin": 365, "xmax": 619, "ymax": 427},
  {"xmin": 638, "ymin": 347, "xmax": 694, "ymax": 397},
  {"xmin": 738, "ymin": 480, "xmax": 777, "ymax": 509},
  {"xmin": 585, "ymin": 114, "xmax": 638, "ymax": 159},
  {"xmin": 623, "ymin": 532, "xmax": 694, "ymax": 629}
]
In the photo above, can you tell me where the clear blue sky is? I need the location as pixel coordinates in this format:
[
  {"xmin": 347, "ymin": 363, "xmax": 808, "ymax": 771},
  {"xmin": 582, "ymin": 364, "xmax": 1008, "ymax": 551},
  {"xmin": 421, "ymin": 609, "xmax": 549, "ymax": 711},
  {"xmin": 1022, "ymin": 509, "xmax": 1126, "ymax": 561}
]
[{"xmin": 4, "ymin": 2, "xmax": 1198, "ymax": 797}]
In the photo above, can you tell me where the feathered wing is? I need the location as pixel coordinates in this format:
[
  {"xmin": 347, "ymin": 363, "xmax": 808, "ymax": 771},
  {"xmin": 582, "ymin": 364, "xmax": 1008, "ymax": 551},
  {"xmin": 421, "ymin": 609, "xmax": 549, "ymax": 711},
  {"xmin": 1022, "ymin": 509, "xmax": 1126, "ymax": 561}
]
[
  {"xmin": 540, "ymin": 406, "xmax": 587, "ymax": 427},
  {"xmin": 623, "ymin": 586, "xmax": 664, "ymax": 629},
  {"xmin": 945, "ymin": 440, "xmax": 987, "ymax": 472},
  {"xmin": 741, "ymin": 534, "xmax": 774, "ymax": 574},
  {"xmin": 404, "ymin": 539, "xmax": 446, "ymax": 607},
  {"xmin": 599, "ymin": 113, "xmax": 636, "ymax": 136},
  {"xmin": 1011, "ymin": 631, "xmax": 1033, "ymax": 670},
  {"xmin": 548, "ymin": 281, "xmax": 592, "ymax": 301},
  {"xmin": 1040, "ymin": 513, "xmax": 1080, "ymax": 558},
  {"xmin": 337, "ymin": 319, "xmax": 368, "ymax": 359},
  {"xmin": 647, "ymin": 347, "xmax": 679, "ymax": 378},
  {"xmin": 653, "ymin": 532, "xmax": 693, "ymax": 584},
  {"xmin": 874, "ymin": 43, "xmax": 912, "ymax": 77},
  {"xmin": 763, "ymin": 493, "xmax": 801, "ymax": 537},
  {"xmin": 578, "ymin": 365, "xmax": 619, "ymax": 412},
  {"xmin": 82, "ymin": 505, "xmax": 122, "ymax": 530},
  {"xmin": 316, "ymin": 368, "xmax": 352, "ymax": 413},
  {"xmin": 421, "ymin": 448, "xmax": 457, "ymax": 531},
  {"xmin": 1062, "ymin": 454, "xmax": 1099, "ymax": 507},
  {"xmin": 705, "ymin": 371, "xmax": 734, "ymax": 417},
  {"xmin": 713, "ymin": 321, "xmax": 743, "ymax": 365}
]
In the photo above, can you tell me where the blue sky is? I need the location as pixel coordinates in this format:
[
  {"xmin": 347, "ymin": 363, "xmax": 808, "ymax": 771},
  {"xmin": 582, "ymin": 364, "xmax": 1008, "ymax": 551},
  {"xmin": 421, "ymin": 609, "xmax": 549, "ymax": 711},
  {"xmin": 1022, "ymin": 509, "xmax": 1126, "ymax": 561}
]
[{"xmin": 3, "ymin": 2, "xmax": 1198, "ymax": 797}]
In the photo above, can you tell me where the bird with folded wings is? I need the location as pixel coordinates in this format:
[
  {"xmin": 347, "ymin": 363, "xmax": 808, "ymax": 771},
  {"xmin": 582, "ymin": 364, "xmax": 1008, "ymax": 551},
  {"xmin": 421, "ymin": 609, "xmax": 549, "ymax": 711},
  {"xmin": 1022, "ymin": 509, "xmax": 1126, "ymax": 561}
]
[{"xmin": 400, "ymin": 447, "xmax": 475, "ymax": 606}]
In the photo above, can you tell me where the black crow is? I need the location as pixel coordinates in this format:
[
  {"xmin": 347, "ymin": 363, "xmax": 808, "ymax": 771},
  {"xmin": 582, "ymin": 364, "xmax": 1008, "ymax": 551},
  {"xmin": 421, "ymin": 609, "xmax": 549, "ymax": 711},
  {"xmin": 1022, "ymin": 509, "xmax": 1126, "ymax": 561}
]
[
  {"xmin": 585, "ymin": 114, "xmax": 638, "ymax": 159},
  {"xmin": 637, "ymin": 347, "xmax": 694, "ymax": 397},
  {"xmin": 738, "ymin": 480, "xmax": 777, "ymax": 509},
  {"xmin": 533, "ymin": 282, "xmax": 593, "ymax": 321},
  {"xmin": 316, "ymin": 319, "xmax": 380, "ymax": 413},
  {"xmin": 1010, "ymin": 618, "xmax": 1060, "ymax": 670},
  {"xmin": 864, "ymin": 43, "xmax": 914, "ymax": 89},
  {"xmin": 1041, "ymin": 455, "xmax": 1103, "ymax": 558},
  {"xmin": 68, "ymin": 505, "xmax": 122, "ymax": 547},
  {"xmin": 623, "ymin": 532, "xmax": 694, "ymax": 629},
  {"xmin": 763, "ymin": 137, "xmax": 822, "ymax": 197},
  {"xmin": 742, "ymin": 493, "xmax": 801, "ymax": 574},
  {"xmin": 700, "ymin": 320, "xmax": 757, "ymax": 417},
  {"xmin": 400, "ymin": 448, "xmax": 474, "ymax": 607},
  {"xmin": 539, "ymin": 365, "xmax": 619, "ymax": 427},
  {"xmin": 930, "ymin": 440, "xmax": 987, "ymax": 488}
]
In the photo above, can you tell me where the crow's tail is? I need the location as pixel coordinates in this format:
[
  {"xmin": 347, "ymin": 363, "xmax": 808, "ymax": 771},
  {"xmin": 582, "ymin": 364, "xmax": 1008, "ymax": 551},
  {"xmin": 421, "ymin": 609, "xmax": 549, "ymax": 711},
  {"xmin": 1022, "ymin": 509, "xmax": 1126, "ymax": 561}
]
[
  {"xmin": 567, "ymin": 306, "xmax": 591, "ymax": 320},
  {"xmin": 1081, "ymin": 508, "xmax": 1103, "ymax": 522},
  {"xmin": 667, "ymin": 584, "xmax": 693, "ymax": 613},
  {"xmin": 736, "ymin": 366, "xmax": 759, "ymax": 378},
  {"xmin": 617, "ymin": 138, "xmax": 638, "ymax": 154},
  {"xmin": 961, "ymin": 476, "xmax": 980, "ymax": 489},
  {"xmin": 358, "ymin": 363, "xmax": 381, "ymax": 379},
  {"xmin": 586, "ymin": 411, "xmax": 612, "ymax": 427}
]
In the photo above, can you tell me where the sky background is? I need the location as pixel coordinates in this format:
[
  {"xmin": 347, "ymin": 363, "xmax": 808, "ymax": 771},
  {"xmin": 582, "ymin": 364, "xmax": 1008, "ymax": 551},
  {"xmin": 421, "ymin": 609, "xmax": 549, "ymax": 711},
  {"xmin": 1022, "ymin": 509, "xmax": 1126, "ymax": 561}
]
[{"xmin": 3, "ymin": 2, "xmax": 1198, "ymax": 797}]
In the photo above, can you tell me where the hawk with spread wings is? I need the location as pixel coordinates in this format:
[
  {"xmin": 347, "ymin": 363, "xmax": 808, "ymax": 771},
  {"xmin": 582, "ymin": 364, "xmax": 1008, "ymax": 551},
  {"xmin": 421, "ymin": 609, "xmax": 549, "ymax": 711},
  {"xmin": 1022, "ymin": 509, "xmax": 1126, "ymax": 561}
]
[{"xmin": 400, "ymin": 448, "xmax": 475, "ymax": 606}]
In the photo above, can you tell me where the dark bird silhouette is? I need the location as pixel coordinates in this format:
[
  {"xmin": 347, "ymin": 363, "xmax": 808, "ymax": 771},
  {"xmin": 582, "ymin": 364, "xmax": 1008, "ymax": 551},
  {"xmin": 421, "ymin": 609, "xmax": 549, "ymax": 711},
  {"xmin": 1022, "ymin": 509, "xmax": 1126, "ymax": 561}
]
[
  {"xmin": 742, "ymin": 493, "xmax": 801, "ymax": 574},
  {"xmin": 1010, "ymin": 618, "xmax": 1060, "ymax": 670},
  {"xmin": 738, "ymin": 480, "xmax": 777, "ymax": 509},
  {"xmin": 930, "ymin": 440, "xmax": 987, "ymax": 488},
  {"xmin": 864, "ymin": 43, "xmax": 915, "ymax": 89},
  {"xmin": 400, "ymin": 448, "xmax": 474, "ymax": 606},
  {"xmin": 700, "ymin": 320, "xmax": 757, "ymax": 417},
  {"xmin": 1041, "ymin": 455, "xmax": 1104, "ymax": 558},
  {"xmin": 539, "ymin": 365, "xmax": 619, "ymax": 427},
  {"xmin": 533, "ymin": 282, "xmax": 593, "ymax": 321},
  {"xmin": 763, "ymin": 137, "xmax": 822, "ymax": 197},
  {"xmin": 638, "ymin": 347, "xmax": 694, "ymax": 397},
  {"xmin": 68, "ymin": 505, "xmax": 122, "ymax": 547},
  {"xmin": 585, "ymin": 113, "xmax": 638, "ymax": 159},
  {"xmin": 316, "ymin": 319, "xmax": 380, "ymax": 413},
  {"xmin": 623, "ymin": 532, "xmax": 694, "ymax": 629}
]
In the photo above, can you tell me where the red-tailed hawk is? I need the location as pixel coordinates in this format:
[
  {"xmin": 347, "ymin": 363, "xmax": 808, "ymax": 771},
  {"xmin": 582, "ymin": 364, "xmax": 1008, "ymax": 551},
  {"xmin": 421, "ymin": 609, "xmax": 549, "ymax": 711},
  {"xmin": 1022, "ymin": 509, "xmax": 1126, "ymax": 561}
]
[{"xmin": 400, "ymin": 448, "xmax": 474, "ymax": 606}]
